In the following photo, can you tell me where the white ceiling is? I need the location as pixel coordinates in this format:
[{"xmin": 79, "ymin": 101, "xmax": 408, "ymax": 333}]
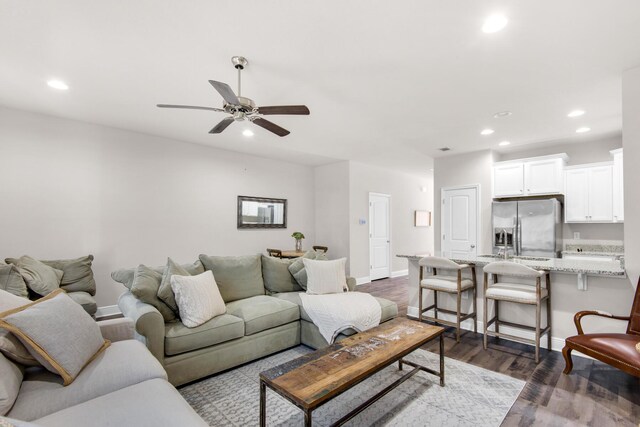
[{"xmin": 1, "ymin": 1, "xmax": 639, "ymax": 174}]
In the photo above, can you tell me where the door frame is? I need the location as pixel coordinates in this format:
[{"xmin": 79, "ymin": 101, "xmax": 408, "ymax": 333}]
[
  {"xmin": 440, "ymin": 184, "xmax": 481, "ymax": 255},
  {"xmin": 369, "ymin": 192, "xmax": 392, "ymax": 280}
]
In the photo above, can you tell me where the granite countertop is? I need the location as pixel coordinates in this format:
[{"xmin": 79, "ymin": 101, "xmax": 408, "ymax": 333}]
[
  {"xmin": 397, "ymin": 253, "xmax": 625, "ymax": 277},
  {"xmin": 562, "ymin": 242, "xmax": 624, "ymax": 257},
  {"xmin": 562, "ymin": 250, "xmax": 624, "ymax": 257}
]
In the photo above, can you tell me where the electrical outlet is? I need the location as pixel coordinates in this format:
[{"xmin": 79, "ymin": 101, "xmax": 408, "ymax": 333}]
[{"xmin": 573, "ymin": 232, "xmax": 580, "ymax": 239}]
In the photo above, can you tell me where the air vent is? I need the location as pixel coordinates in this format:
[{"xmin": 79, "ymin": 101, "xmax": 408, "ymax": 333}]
[{"xmin": 438, "ymin": 147, "xmax": 451, "ymax": 152}]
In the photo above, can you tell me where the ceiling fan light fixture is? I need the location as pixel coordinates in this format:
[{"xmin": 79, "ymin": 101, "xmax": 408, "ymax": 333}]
[
  {"xmin": 482, "ymin": 14, "xmax": 508, "ymax": 33},
  {"xmin": 480, "ymin": 128, "xmax": 494, "ymax": 135},
  {"xmin": 568, "ymin": 109, "xmax": 585, "ymax": 118},
  {"xmin": 242, "ymin": 129, "xmax": 254, "ymax": 137}
]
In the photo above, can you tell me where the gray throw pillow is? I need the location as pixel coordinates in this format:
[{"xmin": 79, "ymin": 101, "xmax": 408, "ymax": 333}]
[
  {"xmin": 199, "ymin": 254, "xmax": 264, "ymax": 303},
  {"xmin": 288, "ymin": 250, "xmax": 328, "ymax": 290},
  {"xmin": 261, "ymin": 255, "xmax": 301, "ymax": 294},
  {"xmin": 0, "ymin": 290, "xmax": 38, "ymax": 367},
  {"xmin": 130, "ymin": 265, "xmax": 176, "ymax": 322},
  {"xmin": 0, "ymin": 352, "xmax": 22, "ymax": 416},
  {"xmin": 0, "ymin": 264, "xmax": 28, "ymax": 298},
  {"xmin": 41, "ymin": 255, "xmax": 96, "ymax": 296},
  {"xmin": 0, "ymin": 289, "xmax": 109, "ymax": 386},
  {"xmin": 112, "ymin": 260, "xmax": 204, "ymax": 290},
  {"xmin": 5, "ymin": 256, "xmax": 63, "ymax": 297},
  {"xmin": 158, "ymin": 258, "xmax": 191, "ymax": 313}
]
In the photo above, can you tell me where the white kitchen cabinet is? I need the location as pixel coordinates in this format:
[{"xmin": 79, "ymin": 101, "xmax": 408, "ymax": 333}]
[
  {"xmin": 611, "ymin": 148, "xmax": 624, "ymax": 222},
  {"xmin": 493, "ymin": 162, "xmax": 524, "ymax": 197},
  {"xmin": 564, "ymin": 164, "xmax": 613, "ymax": 223},
  {"xmin": 493, "ymin": 154, "xmax": 568, "ymax": 198}
]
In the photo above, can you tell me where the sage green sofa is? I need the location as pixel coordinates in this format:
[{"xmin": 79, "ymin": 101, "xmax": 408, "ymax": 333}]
[
  {"xmin": 1, "ymin": 318, "xmax": 207, "ymax": 427},
  {"xmin": 115, "ymin": 253, "xmax": 398, "ymax": 386}
]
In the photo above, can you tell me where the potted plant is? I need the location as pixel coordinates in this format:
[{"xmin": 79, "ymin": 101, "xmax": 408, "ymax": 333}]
[{"xmin": 291, "ymin": 231, "xmax": 305, "ymax": 252}]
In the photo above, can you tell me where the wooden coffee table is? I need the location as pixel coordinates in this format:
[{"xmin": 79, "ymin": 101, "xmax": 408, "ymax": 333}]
[{"xmin": 259, "ymin": 318, "xmax": 445, "ymax": 426}]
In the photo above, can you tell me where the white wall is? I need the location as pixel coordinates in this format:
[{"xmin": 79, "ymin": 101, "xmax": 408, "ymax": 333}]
[
  {"xmin": 314, "ymin": 161, "xmax": 350, "ymax": 269},
  {"xmin": 623, "ymin": 66, "xmax": 640, "ymax": 286},
  {"xmin": 434, "ymin": 150, "xmax": 496, "ymax": 253},
  {"xmin": 348, "ymin": 162, "xmax": 433, "ymax": 280},
  {"xmin": 0, "ymin": 107, "xmax": 316, "ymax": 306}
]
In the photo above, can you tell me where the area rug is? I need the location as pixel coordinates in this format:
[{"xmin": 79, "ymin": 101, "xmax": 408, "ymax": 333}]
[{"xmin": 180, "ymin": 346, "xmax": 525, "ymax": 426}]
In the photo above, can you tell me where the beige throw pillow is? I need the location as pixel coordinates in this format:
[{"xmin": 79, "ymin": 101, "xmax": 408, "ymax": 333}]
[
  {"xmin": 0, "ymin": 289, "xmax": 109, "ymax": 386},
  {"xmin": 5, "ymin": 256, "xmax": 63, "ymax": 296},
  {"xmin": 303, "ymin": 258, "xmax": 348, "ymax": 295},
  {"xmin": 171, "ymin": 271, "xmax": 226, "ymax": 328}
]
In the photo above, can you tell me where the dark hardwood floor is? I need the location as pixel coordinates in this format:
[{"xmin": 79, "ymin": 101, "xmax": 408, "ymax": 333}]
[{"xmin": 359, "ymin": 276, "xmax": 640, "ymax": 426}]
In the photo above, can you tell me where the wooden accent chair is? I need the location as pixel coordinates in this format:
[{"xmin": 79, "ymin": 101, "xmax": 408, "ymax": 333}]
[
  {"xmin": 266, "ymin": 248, "xmax": 282, "ymax": 258},
  {"xmin": 418, "ymin": 256, "xmax": 477, "ymax": 342},
  {"xmin": 563, "ymin": 279, "xmax": 640, "ymax": 378},
  {"xmin": 483, "ymin": 261, "xmax": 551, "ymax": 363},
  {"xmin": 312, "ymin": 245, "xmax": 328, "ymax": 253}
]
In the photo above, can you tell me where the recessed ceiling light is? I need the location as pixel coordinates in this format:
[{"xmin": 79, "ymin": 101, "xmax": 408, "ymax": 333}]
[
  {"xmin": 493, "ymin": 111, "xmax": 512, "ymax": 118},
  {"xmin": 576, "ymin": 127, "xmax": 591, "ymax": 133},
  {"xmin": 499, "ymin": 141, "xmax": 511, "ymax": 146},
  {"xmin": 242, "ymin": 129, "xmax": 254, "ymax": 137},
  {"xmin": 482, "ymin": 14, "xmax": 508, "ymax": 33},
  {"xmin": 480, "ymin": 128, "xmax": 495, "ymax": 136},
  {"xmin": 567, "ymin": 110, "xmax": 585, "ymax": 118},
  {"xmin": 47, "ymin": 79, "xmax": 69, "ymax": 90}
]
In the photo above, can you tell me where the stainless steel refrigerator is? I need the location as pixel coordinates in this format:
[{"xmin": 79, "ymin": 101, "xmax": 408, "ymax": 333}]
[{"xmin": 492, "ymin": 199, "xmax": 562, "ymax": 258}]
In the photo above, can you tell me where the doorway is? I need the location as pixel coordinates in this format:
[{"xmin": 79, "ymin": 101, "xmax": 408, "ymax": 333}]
[
  {"xmin": 441, "ymin": 185, "xmax": 479, "ymax": 257},
  {"xmin": 369, "ymin": 193, "xmax": 391, "ymax": 280}
]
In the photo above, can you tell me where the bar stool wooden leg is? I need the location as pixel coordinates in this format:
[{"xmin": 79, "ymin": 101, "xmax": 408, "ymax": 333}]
[
  {"xmin": 419, "ymin": 286, "xmax": 423, "ymax": 322},
  {"xmin": 547, "ymin": 274, "xmax": 552, "ymax": 351},
  {"xmin": 535, "ymin": 300, "xmax": 541, "ymax": 364},
  {"xmin": 456, "ymin": 291, "xmax": 462, "ymax": 343},
  {"xmin": 434, "ymin": 291, "xmax": 439, "ymax": 320},
  {"xmin": 472, "ymin": 267, "xmax": 478, "ymax": 334}
]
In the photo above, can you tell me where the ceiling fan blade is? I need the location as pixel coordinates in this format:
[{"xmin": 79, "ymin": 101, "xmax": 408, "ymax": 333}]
[
  {"xmin": 257, "ymin": 105, "xmax": 310, "ymax": 115},
  {"xmin": 252, "ymin": 118, "xmax": 290, "ymax": 137},
  {"xmin": 208, "ymin": 80, "xmax": 240, "ymax": 105},
  {"xmin": 209, "ymin": 117, "xmax": 235, "ymax": 134},
  {"xmin": 157, "ymin": 104, "xmax": 225, "ymax": 112}
]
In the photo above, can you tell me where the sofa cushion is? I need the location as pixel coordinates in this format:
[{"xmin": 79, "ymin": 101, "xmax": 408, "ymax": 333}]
[
  {"xmin": 199, "ymin": 255, "xmax": 264, "ymax": 303},
  {"xmin": 0, "ymin": 290, "xmax": 109, "ymax": 386},
  {"xmin": 287, "ymin": 250, "xmax": 328, "ymax": 290},
  {"xmin": 130, "ymin": 265, "xmax": 176, "ymax": 322},
  {"xmin": 225, "ymin": 295, "xmax": 299, "ymax": 335},
  {"xmin": 158, "ymin": 258, "xmax": 190, "ymax": 313},
  {"xmin": 4, "ymin": 257, "xmax": 62, "ymax": 297},
  {"xmin": 41, "ymin": 256, "xmax": 96, "ymax": 296},
  {"xmin": 272, "ymin": 292, "xmax": 398, "ymax": 324},
  {"xmin": 0, "ymin": 353, "xmax": 22, "ymax": 416},
  {"xmin": 0, "ymin": 264, "xmax": 28, "ymax": 298},
  {"xmin": 164, "ymin": 314, "xmax": 244, "ymax": 356},
  {"xmin": 33, "ymin": 378, "xmax": 207, "ymax": 427},
  {"xmin": 112, "ymin": 260, "xmax": 204, "ymax": 290},
  {"xmin": 261, "ymin": 255, "xmax": 302, "ymax": 294},
  {"xmin": 7, "ymin": 340, "xmax": 167, "ymax": 421},
  {"xmin": 66, "ymin": 292, "xmax": 97, "ymax": 316}
]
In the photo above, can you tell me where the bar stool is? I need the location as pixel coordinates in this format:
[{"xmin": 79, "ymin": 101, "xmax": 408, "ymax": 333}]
[
  {"xmin": 418, "ymin": 257, "xmax": 477, "ymax": 342},
  {"xmin": 482, "ymin": 261, "xmax": 551, "ymax": 363}
]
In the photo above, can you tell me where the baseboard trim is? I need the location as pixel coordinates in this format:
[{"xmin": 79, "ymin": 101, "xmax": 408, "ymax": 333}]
[
  {"xmin": 96, "ymin": 304, "xmax": 121, "ymax": 318},
  {"xmin": 407, "ymin": 305, "xmax": 592, "ymax": 360},
  {"xmin": 356, "ymin": 276, "xmax": 371, "ymax": 286},
  {"xmin": 391, "ymin": 269, "xmax": 408, "ymax": 278}
]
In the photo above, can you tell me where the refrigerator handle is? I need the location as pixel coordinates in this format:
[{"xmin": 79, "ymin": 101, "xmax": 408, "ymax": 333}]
[{"xmin": 517, "ymin": 216, "xmax": 522, "ymax": 256}]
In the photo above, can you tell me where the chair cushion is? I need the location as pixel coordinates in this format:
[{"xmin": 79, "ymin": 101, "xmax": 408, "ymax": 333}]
[
  {"xmin": 7, "ymin": 340, "xmax": 166, "ymax": 421},
  {"xmin": 164, "ymin": 314, "xmax": 244, "ymax": 356},
  {"xmin": 272, "ymin": 292, "xmax": 398, "ymax": 323},
  {"xmin": 485, "ymin": 282, "xmax": 547, "ymax": 303},
  {"xmin": 566, "ymin": 333, "xmax": 640, "ymax": 377},
  {"xmin": 33, "ymin": 378, "xmax": 208, "ymax": 427},
  {"xmin": 225, "ymin": 295, "xmax": 299, "ymax": 335},
  {"xmin": 421, "ymin": 276, "xmax": 474, "ymax": 292},
  {"xmin": 66, "ymin": 292, "xmax": 97, "ymax": 316}
]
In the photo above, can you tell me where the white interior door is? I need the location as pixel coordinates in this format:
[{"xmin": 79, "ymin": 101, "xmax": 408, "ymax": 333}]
[
  {"xmin": 441, "ymin": 186, "xmax": 478, "ymax": 257},
  {"xmin": 369, "ymin": 193, "xmax": 391, "ymax": 280}
]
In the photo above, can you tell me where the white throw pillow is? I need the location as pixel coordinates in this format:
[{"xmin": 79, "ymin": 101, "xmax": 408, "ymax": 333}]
[
  {"xmin": 171, "ymin": 270, "xmax": 226, "ymax": 328},
  {"xmin": 303, "ymin": 258, "xmax": 347, "ymax": 295}
]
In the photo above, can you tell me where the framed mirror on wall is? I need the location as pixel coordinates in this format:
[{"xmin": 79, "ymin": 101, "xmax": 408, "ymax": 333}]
[{"xmin": 237, "ymin": 196, "xmax": 287, "ymax": 229}]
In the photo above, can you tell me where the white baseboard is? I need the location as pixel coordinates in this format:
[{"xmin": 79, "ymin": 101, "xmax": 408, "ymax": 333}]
[
  {"xmin": 407, "ymin": 305, "xmax": 591, "ymax": 359},
  {"xmin": 95, "ymin": 305, "xmax": 121, "ymax": 318},
  {"xmin": 356, "ymin": 276, "xmax": 371, "ymax": 286},
  {"xmin": 391, "ymin": 269, "xmax": 408, "ymax": 278}
]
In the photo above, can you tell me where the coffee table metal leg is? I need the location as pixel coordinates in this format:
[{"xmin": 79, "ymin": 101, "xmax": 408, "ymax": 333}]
[
  {"xmin": 398, "ymin": 359, "xmax": 403, "ymax": 371},
  {"xmin": 439, "ymin": 333, "xmax": 445, "ymax": 386},
  {"xmin": 304, "ymin": 409, "xmax": 312, "ymax": 427},
  {"xmin": 260, "ymin": 380, "xmax": 266, "ymax": 427}
]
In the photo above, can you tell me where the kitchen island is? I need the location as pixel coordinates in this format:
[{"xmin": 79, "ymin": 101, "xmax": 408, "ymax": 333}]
[{"xmin": 397, "ymin": 253, "xmax": 631, "ymax": 351}]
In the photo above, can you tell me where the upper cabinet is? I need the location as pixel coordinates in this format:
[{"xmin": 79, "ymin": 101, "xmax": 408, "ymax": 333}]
[
  {"xmin": 611, "ymin": 149, "xmax": 624, "ymax": 222},
  {"xmin": 564, "ymin": 163, "xmax": 613, "ymax": 223},
  {"xmin": 493, "ymin": 154, "xmax": 568, "ymax": 198}
]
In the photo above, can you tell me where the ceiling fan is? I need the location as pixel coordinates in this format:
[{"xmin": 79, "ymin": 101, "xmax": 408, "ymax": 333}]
[{"xmin": 157, "ymin": 56, "xmax": 310, "ymax": 137}]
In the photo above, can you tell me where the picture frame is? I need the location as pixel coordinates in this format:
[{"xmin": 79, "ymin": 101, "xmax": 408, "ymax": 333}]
[
  {"xmin": 414, "ymin": 210, "xmax": 431, "ymax": 227},
  {"xmin": 237, "ymin": 196, "xmax": 287, "ymax": 229}
]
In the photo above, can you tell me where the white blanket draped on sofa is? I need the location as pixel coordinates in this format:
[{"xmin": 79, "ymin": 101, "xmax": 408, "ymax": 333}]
[{"xmin": 299, "ymin": 292, "xmax": 382, "ymax": 343}]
